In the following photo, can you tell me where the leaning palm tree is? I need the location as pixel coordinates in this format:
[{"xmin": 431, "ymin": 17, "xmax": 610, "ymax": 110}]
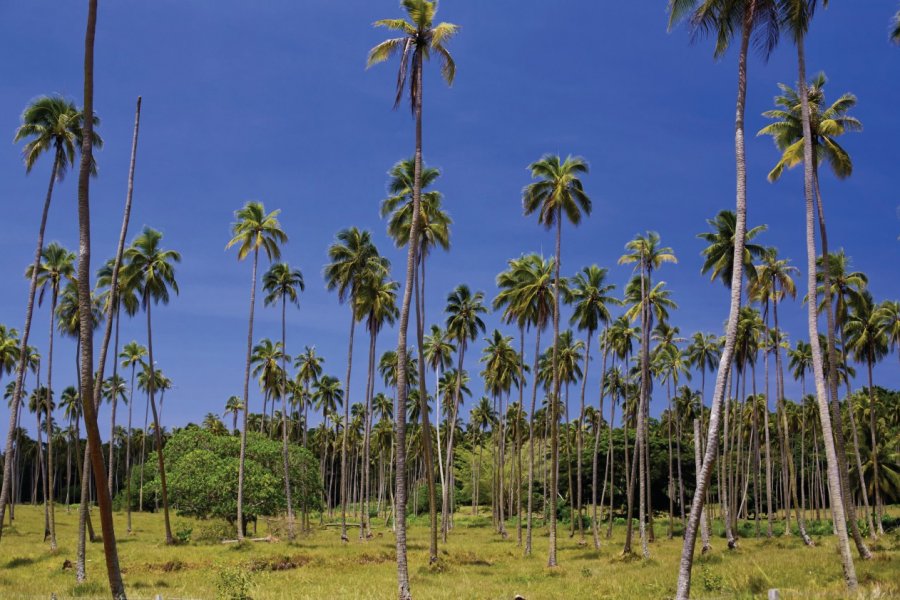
[
  {"xmin": 119, "ymin": 340, "xmax": 146, "ymax": 534},
  {"xmin": 522, "ymin": 153, "xmax": 591, "ymax": 567},
  {"xmin": 325, "ymin": 227, "xmax": 386, "ymax": 542},
  {"xmin": 0, "ymin": 96, "xmax": 100, "ymax": 538},
  {"xmin": 367, "ymin": 2, "xmax": 457, "ymax": 588},
  {"xmin": 226, "ymin": 201, "xmax": 286, "ymax": 541},
  {"xmin": 619, "ymin": 232, "xmax": 676, "ymax": 558},
  {"xmin": 123, "ymin": 227, "xmax": 180, "ymax": 545},
  {"xmin": 564, "ymin": 265, "xmax": 618, "ymax": 544},
  {"xmin": 668, "ymin": 0, "xmax": 780, "ymax": 594},
  {"xmin": 26, "ymin": 241, "xmax": 75, "ymax": 549},
  {"xmin": 263, "ymin": 262, "xmax": 304, "ymax": 540}
]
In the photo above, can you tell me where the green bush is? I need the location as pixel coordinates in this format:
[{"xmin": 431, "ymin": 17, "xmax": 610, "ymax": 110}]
[
  {"xmin": 216, "ymin": 565, "xmax": 254, "ymax": 600},
  {"xmin": 194, "ymin": 520, "xmax": 236, "ymax": 544}
]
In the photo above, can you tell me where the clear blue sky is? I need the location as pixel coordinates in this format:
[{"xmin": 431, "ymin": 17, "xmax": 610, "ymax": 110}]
[{"xmin": 0, "ymin": 1, "xmax": 898, "ymax": 438}]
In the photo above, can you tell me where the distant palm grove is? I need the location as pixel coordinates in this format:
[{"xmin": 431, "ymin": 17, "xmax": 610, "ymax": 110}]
[{"xmin": 1, "ymin": 1, "xmax": 899, "ymax": 600}]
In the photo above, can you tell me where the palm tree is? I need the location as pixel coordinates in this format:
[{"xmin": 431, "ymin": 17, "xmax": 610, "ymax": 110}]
[
  {"xmin": 226, "ymin": 201, "xmax": 286, "ymax": 540},
  {"xmin": 619, "ymin": 232, "xmax": 676, "ymax": 558},
  {"xmin": 325, "ymin": 227, "xmax": 387, "ymax": 542},
  {"xmin": 668, "ymin": 0, "xmax": 780, "ymax": 589},
  {"xmin": 881, "ymin": 300, "xmax": 900, "ymax": 368},
  {"xmin": 845, "ymin": 292, "xmax": 890, "ymax": 534},
  {"xmin": 0, "ymin": 96, "xmax": 100, "ymax": 538},
  {"xmin": 423, "ymin": 324, "xmax": 455, "ymax": 519},
  {"xmin": 564, "ymin": 265, "xmax": 618, "ymax": 544},
  {"xmin": 381, "ymin": 157, "xmax": 451, "ymax": 560},
  {"xmin": 313, "ymin": 375, "xmax": 343, "ymax": 518},
  {"xmin": 59, "ymin": 385, "xmax": 80, "ymax": 510},
  {"xmin": 367, "ymin": 2, "xmax": 458, "ymax": 585},
  {"xmin": 123, "ymin": 227, "xmax": 180, "ymax": 545},
  {"xmin": 698, "ymin": 210, "xmax": 767, "ymax": 289},
  {"xmin": 354, "ymin": 268, "xmax": 398, "ymax": 539},
  {"xmin": 442, "ymin": 285, "xmax": 487, "ymax": 541},
  {"xmin": 296, "ymin": 347, "xmax": 324, "ymax": 449},
  {"xmin": 893, "ymin": 8, "xmax": 900, "ymax": 43},
  {"xmin": 224, "ymin": 395, "xmax": 243, "ymax": 434},
  {"xmin": 27, "ymin": 241, "xmax": 75, "ymax": 549},
  {"xmin": 776, "ymin": 3, "xmax": 862, "ymax": 579},
  {"xmin": 263, "ymin": 262, "xmax": 304, "ymax": 540},
  {"xmin": 251, "ymin": 338, "xmax": 285, "ymax": 435},
  {"xmin": 119, "ymin": 340, "xmax": 146, "ymax": 534},
  {"xmin": 522, "ymin": 153, "xmax": 591, "ymax": 566}
]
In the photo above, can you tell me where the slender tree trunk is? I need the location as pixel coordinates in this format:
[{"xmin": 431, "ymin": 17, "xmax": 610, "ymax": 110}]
[
  {"xmin": 841, "ymin": 332, "xmax": 875, "ymax": 538},
  {"xmin": 675, "ymin": 10, "xmax": 752, "ymax": 597},
  {"xmin": 236, "ymin": 246, "xmax": 260, "ymax": 541},
  {"xmin": 797, "ymin": 37, "xmax": 857, "ymax": 590},
  {"xmin": 693, "ymin": 419, "xmax": 711, "ymax": 553},
  {"xmin": 45, "ymin": 288, "xmax": 59, "ymax": 550},
  {"xmin": 279, "ymin": 296, "xmax": 295, "ymax": 540},
  {"xmin": 866, "ymin": 360, "xmax": 883, "ymax": 535},
  {"xmin": 107, "ymin": 312, "xmax": 120, "ymax": 498},
  {"xmin": 547, "ymin": 209, "xmax": 562, "ymax": 568},
  {"xmin": 576, "ymin": 328, "xmax": 592, "ymax": 544},
  {"xmin": 635, "ymin": 259, "xmax": 650, "ymax": 558},
  {"xmin": 592, "ymin": 345, "xmax": 609, "ymax": 549},
  {"xmin": 414, "ymin": 255, "xmax": 438, "ymax": 561},
  {"xmin": 524, "ymin": 325, "xmax": 542, "ymax": 556},
  {"xmin": 361, "ymin": 325, "xmax": 376, "ymax": 540},
  {"xmin": 340, "ymin": 310, "xmax": 355, "ymax": 542},
  {"xmin": 144, "ymin": 301, "xmax": 172, "ymax": 543},
  {"xmin": 441, "ymin": 340, "xmax": 467, "ymax": 541},
  {"xmin": 0, "ymin": 149, "xmax": 61, "ymax": 539},
  {"xmin": 75, "ymin": 1, "xmax": 126, "ymax": 594}
]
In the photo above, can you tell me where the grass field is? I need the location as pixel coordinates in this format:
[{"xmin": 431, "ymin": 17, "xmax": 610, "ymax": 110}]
[{"xmin": 0, "ymin": 505, "xmax": 897, "ymax": 599}]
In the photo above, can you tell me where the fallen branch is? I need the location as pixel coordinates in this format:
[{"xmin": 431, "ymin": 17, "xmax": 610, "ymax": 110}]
[{"xmin": 221, "ymin": 536, "xmax": 276, "ymax": 544}]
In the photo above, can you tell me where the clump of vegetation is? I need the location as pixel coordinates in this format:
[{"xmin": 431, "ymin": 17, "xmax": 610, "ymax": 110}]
[
  {"xmin": 700, "ymin": 565, "xmax": 724, "ymax": 592},
  {"xmin": 215, "ymin": 565, "xmax": 254, "ymax": 600}
]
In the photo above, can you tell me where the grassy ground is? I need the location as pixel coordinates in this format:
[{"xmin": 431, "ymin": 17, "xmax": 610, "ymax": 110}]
[{"xmin": 0, "ymin": 504, "xmax": 897, "ymax": 599}]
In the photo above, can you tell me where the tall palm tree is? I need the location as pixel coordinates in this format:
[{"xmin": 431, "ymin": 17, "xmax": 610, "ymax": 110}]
[
  {"xmin": 224, "ymin": 395, "xmax": 243, "ymax": 433},
  {"xmin": 881, "ymin": 300, "xmax": 900, "ymax": 368},
  {"xmin": 845, "ymin": 292, "xmax": 889, "ymax": 534},
  {"xmin": 381, "ymin": 157, "xmax": 451, "ymax": 560},
  {"xmin": 774, "ymin": 2, "xmax": 862, "ymax": 579},
  {"xmin": 119, "ymin": 340, "xmax": 146, "ymax": 534},
  {"xmin": 564, "ymin": 265, "xmax": 618, "ymax": 544},
  {"xmin": 263, "ymin": 262, "xmax": 304, "ymax": 540},
  {"xmin": 423, "ymin": 324, "xmax": 455, "ymax": 518},
  {"xmin": 123, "ymin": 227, "xmax": 180, "ymax": 545},
  {"xmin": 251, "ymin": 338, "xmax": 285, "ymax": 435},
  {"xmin": 619, "ymin": 232, "xmax": 676, "ymax": 558},
  {"xmin": 668, "ymin": 0, "xmax": 780, "ymax": 591},
  {"xmin": 442, "ymin": 285, "xmax": 486, "ymax": 540},
  {"xmin": 226, "ymin": 201, "xmax": 286, "ymax": 540},
  {"xmin": 313, "ymin": 375, "xmax": 343, "ymax": 518},
  {"xmin": 0, "ymin": 96, "xmax": 100, "ymax": 539},
  {"xmin": 355, "ymin": 268, "xmax": 398, "ymax": 539},
  {"xmin": 295, "ymin": 347, "xmax": 324, "ymax": 449},
  {"xmin": 325, "ymin": 227, "xmax": 387, "ymax": 542},
  {"xmin": 367, "ymin": 2, "xmax": 458, "ymax": 587},
  {"xmin": 27, "ymin": 241, "xmax": 75, "ymax": 549},
  {"xmin": 522, "ymin": 153, "xmax": 591, "ymax": 566}
]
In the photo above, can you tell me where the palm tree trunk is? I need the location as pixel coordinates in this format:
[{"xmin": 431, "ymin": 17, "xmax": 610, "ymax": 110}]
[
  {"xmin": 667, "ymin": 380, "xmax": 675, "ymax": 540},
  {"xmin": 441, "ymin": 341, "xmax": 466, "ymax": 541},
  {"xmin": 339, "ymin": 308, "xmax": 356, "ymax": 543},
  {"xmin": 236, "ymin": 246, "xmax": 260, "ymax": 541},
  {"xmin": 280, "ymin": 296, "xmax": 295, "ymax": 540},
  {"xmin": 841, "ymin": 333, "xmax": 874, "ymax": 538},
  {"xmin": 45, "ymin": 288, "xmax": 59, "ymax": 550},
  {"xmin": 0, "ymin": 148, "xmax": 61, "ymax": 539},
  {"xmin": 413, "ymin": 254, "xmax": 438, "ymax": 561},
  {"xmin": 107, "ymin": 312, "xmax": 120, "ymax": 497},
  {"xmin": 592, "ymin": 345, "xmax": 609, "ymax": 549},
  {"xmin": 126, "ymin": 365, "xmax": 135, "ymax": 534},
  {"xmin": 693, "ymin": 419, "xmax": 711, "ymax": 553},
  {"xmin": 675, "ymin": 9, "xmax": 752, "ymax": 596},
  {"xmin": 576, "ymin": 328, "xmax": 592, "ymax": 544},
  {"xmin": 797, "ymin": 37, "xmax": 857, "ymax": 590},
  {"xmin": 547, "ymin": 208, "xmax": 563, "ymax": 568},
  {"xmin": 75, "ymin": 1, "xmax": 126, "ymax": 594},
  {"xmin": 360, "ymin": 326, "xmax": 377, "ymax": 540},
  {"xmin": 145, "ymin": 300, "xmax": 172, "ymax": 544},
  {"xmin": 606, "ymin": 387, "xmax": 618, "ymax": 540},
  {"xmin": 524, "ymin": 325, "xmax": 542, "ymax": 556},
  {"xmin": 635, "ymin": 258, "xmax": 650, "ymax": 558},
  {"xmin": 866, "ymin": 359, "xmax": 883, "ymax": 535}
]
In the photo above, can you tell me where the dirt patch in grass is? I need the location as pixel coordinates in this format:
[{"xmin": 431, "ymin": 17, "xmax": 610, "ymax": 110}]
[
  {"xmin": 247, "ymin": 554, "xmax": 312, "ymax": 572},
  {"xmin": 357, "ymin": 550, "xmax": 394, "ymax": 565},
  {"xmin": 449, "ymin": 550, "xmax": 492, "ymax": 566}
]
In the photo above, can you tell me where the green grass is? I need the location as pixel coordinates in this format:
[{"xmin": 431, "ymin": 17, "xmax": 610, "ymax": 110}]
[{"xmin": 0, "ymin": 504, "xmax": 897, "ymax": 599}]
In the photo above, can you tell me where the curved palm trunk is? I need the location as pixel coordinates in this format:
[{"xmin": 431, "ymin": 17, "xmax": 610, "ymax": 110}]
[
  {"xmin": 592, "ymin": 345, "xmax": 608, "ymax": 549},
  {"xmin": 515, "ymin": 327, "xmax": 526, "ymax": 546},
  {"xmin": 797, "ymin": 37, "xmax": 857, "ymax": 590},
  {"xmin": 524, "ymin": 325, "xmax": 542, "ymax": 556},
  {"xmin": 547, "ymin": 210, "xmax": 562, "ymax": 568},
  {"xmin": 675, "ymin": 10, "xmax": 752, "ymax": 597},
  {"xmin": 45, "ymin": 287, "xmax": 59, "ymax": 550},
  {"xmin": 145, "ymin": 301, "xmax": 172, "ymax": 544},
  {"xmin": 441, "ymin": 340, "xmax": 467, "ymax": 542},
  {"xmin": 635, "ymin": 260, "xmax": 650, "ymax": 559},
  {"xmin": 107, "ymin": 313, "xmax": 120, "ymax": 498},
  {"xmin": 576, "ymin": 327, "xmax": 593, "ymax": 544},
  {"xmin": 126, "ymin": 364, "xmax": 136, "ymax": 534},
  {"xmin": 236, "ymin": 246, "xmax": 260, "ymax": 541},
  {"xmin": 865, "ymin": 358, "xmax": 883, "ymax": 534},
  {"xmin": 391, "ymin": 47, "xmax": 425, "ymax": 600},
  {"xmin": 280, "ymin": 296, "xmax": 295, "ymax": 540},
  {"xmin": 361, "ymin": 325, "xmax": 377, "ymax": 539},
  {"xmin": 340, "ymin": 309, "xmax": 355, "ymax": 542},
  {"xmin": 0, "ymin": 148, "xmax": 61, "ymax": 540},
  {"xmin": 841, "ymin": 332, "xmax": 875, "ymax": 538},
  {"xmin": 75, "ymin": 1, "xmax": 126, "ymax": 594},
  {"xmin": 414, "ymin": 255, "xmax": 438, "ymax": 560}
]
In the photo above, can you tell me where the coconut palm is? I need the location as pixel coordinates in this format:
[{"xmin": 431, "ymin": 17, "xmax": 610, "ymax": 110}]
[
  {"xmin": 354, "ymin": 269, "xmax": 398, "ymax": 539},
  {"xmin": 313, "ymin": 375, "xmax": 343, "ymax": 517},
  {"xmin": 522, "ymin": 153, "xmax": 591, "ymax": 566},
  {"xmin": 224, "ymin": 396, "xmax": 243, "ymax": 434},
  {"xmin": 845, "ymin": 292, "xmax": 890, "ymax": 534},
  {"xmin": 423, "ymin": 324, "xmax": 455, "ymax": 516},
  {"xmin": 123, "ymin": 227, "xmax": 180, "ymax": 545},
  {"xmin": 119, "ymin": 340, "xmax": 146, "ymax": 534},
  {"xmin": 59, "ymin": 386, "xmax": 80, "ymax": 509},
  {"xmin": 442, "ymin": 285, "xmax": 487, "ymax": 541},
  {"xmin": 295, "ymin": 347, "xmax": 324, "ymax": 448},
  {"xmin": 325, "ymin": 228, "xmax": 387, "ymax": 542},
  {"xmin": 881, "ymin": 301, "xmax": 900, "ymax": 367},
  {"xmin": 263, "ymin": 262, "xmax": 304, "ymax": 540},
  {"xmin": 0, "ymin": 96, "xmax": 101, "ymax": 539},
  {"xmin": 564, "ymin": 265, "xmax": 618, "ymax": 543},
  {"xmin": 619, "ymin": 232, "xmax": 676, "ymax": 558},
  {"xmin": 251, "ymin": 338, "xmax": 285, "ymax": 434},
  {"xmin": 101, "ymin": 375, "xmax": 126, "ymax": 495},
  {"xmin": 668, "ymin": 0, "xmax": 780, "ymax": 588},
  {"xmin": 226, "ymin": 200, "xmax": 286, "ymax": 540},
  {"xmin": 367, "ymin": 1, "xmax": 458, "ymax": 589},
  {"xmin": 698, "ymin": 210, "xmax": 767, "ymax": 289},
  {"xmin": 893, "ymin": 9, "xmax": 900, "ymax": 43}
]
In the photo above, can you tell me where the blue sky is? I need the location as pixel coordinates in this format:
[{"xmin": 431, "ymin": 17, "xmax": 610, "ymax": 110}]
[{"xmin": 0, "ymin": 1, "xmax": 898, "ymax": 438}]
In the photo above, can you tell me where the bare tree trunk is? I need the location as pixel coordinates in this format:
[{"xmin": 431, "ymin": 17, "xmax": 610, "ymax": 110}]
[
  {"xmin": 797, "ymin": 37, "xmax": 857, "ymax": 590},
  {"xmin": 576, "ymin": 327, "xmax": 593, "ymax": 544},
  {"xmin": 524, "ymin": 326, "xmax": 542, "ymax": 556},
  {"xmin": 547, "ymin": 210, "xmax": 562, "ymax": 568},
  {"xmin": 236, "ymin": 246, "xmax": 260, "ymax": 541}
]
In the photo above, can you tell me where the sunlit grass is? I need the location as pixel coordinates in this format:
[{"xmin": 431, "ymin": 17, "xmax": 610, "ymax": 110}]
[{"xmin": 0, "ymin": 504, "xmax": 896, "ymax": 599}]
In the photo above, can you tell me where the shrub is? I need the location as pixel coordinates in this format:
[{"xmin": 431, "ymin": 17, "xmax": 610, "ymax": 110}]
[
  {"xmin": 194, "ymin": 520, "xmax": 235, "ymax": 544},
  {"xmin": 216, "ymin": 565, "xmax": 254, "ymax": 600},
  {"xmin": 700, "ymin": 565, "xmax": 723, "ymax": 592}
]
